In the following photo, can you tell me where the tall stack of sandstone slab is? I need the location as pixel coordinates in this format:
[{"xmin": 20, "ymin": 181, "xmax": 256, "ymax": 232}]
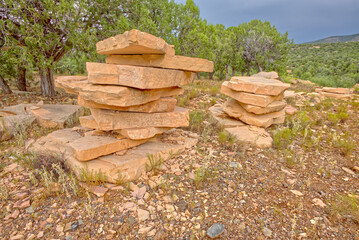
[
  {"xmin": 31, "ymin": 29, "xmax": 213, "ymax": 182},
  {"xmin": 210, "ymin": 74, "xmax": 290, "ymax": 148}
]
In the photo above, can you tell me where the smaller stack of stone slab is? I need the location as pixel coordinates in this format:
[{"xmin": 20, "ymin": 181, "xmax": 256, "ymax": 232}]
[
  {"xmin": 209, "ymin": 74, "xmax": 290, "ymax": 148},
  {"xmin": 315, "ymin": 87, "xmax": 352, "ymax": 100},
  {"xmin": 221, "ymin": 76, "xmax": 290, "ymax": 128}
]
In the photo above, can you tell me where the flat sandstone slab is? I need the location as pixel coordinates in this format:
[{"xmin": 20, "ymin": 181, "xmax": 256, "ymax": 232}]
[
  {"xmin": 322, "ymin": 87, "xmax": 350, "ymax": 94},
  {"xmin": 30, "ymin": 129, "xmax": 198, "ymax": 182},
  {"xmin": 228, "ymin": 76, "xmax": 290, "ymax": 96},
  {"xmin": 30, "ymin": 104, "xmax": 85, "ymax": 128},
  {"xmin": 69, "ymin": 135, "xmax": 147, "ymax": 161},
  {"xmin": 239, "ymin": 100, "xmax": 286, "ymax": 115},
  {"xmin": 223, "ymin": 99, "xmax": 285, "ymax": 128},
  {"xmin": 225, "ymin": 126, "xmax": 273, "ymax": 148},
  {"xmin": 78, "ymin": 96, "xmax": 177, "ymax": 113},
  {"xmin": 90, "ymin": 106, "xmax": 189, "ymax": 130},
  {"xmin": 119, "ymin": 127, "xmax": 172, "ymax": 140},
  {"xmin": 208, "ymin": 104, "xmax": 245, "ymax": 128},
  {"xmin": 96, "ymin": 29, "xmax": 175, "ymax": 55},
  {"xmin": 251, "ymin": 71, "xmax": 279, "ymax": 79},
  {"xmin": 221, "ymin": 82, "xmax": 284, "ymax": 107},
  {"xmin": 55, "ymin": 76, "xmax": 183, "ymax": 107},
  {"xmin": 319, "ymin": 91, "xmax": 352, "ymax": 100},
  {"xmin": 79, "ymin": 115, "xmax": 98, "ymax": 129},
  {"xmin": 87, "ymin": 62, "xmax": 194, "ymax": 89},
  {"xmin": 106, "ymin": 54, "xmax": 214, "ymax": 72}
]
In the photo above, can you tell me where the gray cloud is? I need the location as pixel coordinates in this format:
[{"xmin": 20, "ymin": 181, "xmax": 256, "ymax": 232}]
[{"xmin": 175, "ymin": 0, "xmax": 359, "ymax": 43}]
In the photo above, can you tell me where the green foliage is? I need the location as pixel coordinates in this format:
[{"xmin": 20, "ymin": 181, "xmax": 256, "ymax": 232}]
[
  {"xmin": 1, "ymin": 0, "xmax": 292, "ymax": 95},
  {"xmin": 330, "ymin": 194, "xmax": 359, "ymax": 223},
  {"xmin": 273, "ymin": 127, "xmax": 295, "ymax": 149},
  {"xmin": 288, "ymin": 42, "xmax": 359, "ymax": 87}
]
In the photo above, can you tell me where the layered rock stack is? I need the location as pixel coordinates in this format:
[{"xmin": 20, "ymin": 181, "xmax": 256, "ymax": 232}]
[
  {"xmin": 31, "ymin": 29, "xmax": 213, "ymax": 182},
  {"xmin": 210, "ymin": 74, "xmax": 290, "ymax": 148},
  {"xmin": 315, "ymin": 87, "xmax": 352, "ymax": 100}
]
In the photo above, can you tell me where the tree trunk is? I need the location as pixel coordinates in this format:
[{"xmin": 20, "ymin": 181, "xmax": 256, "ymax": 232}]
[
  {"xmin": 209, "ymin": 72, "xmax": 214, "ymax": 80},
  {"xmin": 196, "ymin": 73, "xmax": 200, "ymax": 80},
  {"xmin": 247, "ymin": 63, "xmax": 251, "ymax": 76},
  {"xmin": 0, "ymin": 75, "xmax": 12, "ymax": 94},
  {"xmin": 232, "ymin": 68, "xmax": 236, "ymax": 77},
  {"xmin": 257, "ymin": 64, "xmax": 263, "ymax": 72},
  {"xmin": 39, "ymin": 67, "xmax": 55, "ymax": 97},
  {"xmin": 219, "ymin": 69, "xmax": 224, "ymax": 80},
  {"xmin": 225, "ymin": 65, "xmax": 229, "ymax": 81},
  {"xmin": 16, "ymin": 66, "xmax": 27, "ymax": 91}
]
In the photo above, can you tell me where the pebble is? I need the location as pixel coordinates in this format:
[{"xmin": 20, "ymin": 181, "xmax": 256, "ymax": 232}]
[
  {"xmin": 25, "ymin": 206, "xmax": 34, "ymax": 214},
  {"xmin": 229, "ymin": 162, "xmax": 242, "ymax": 169},
  {"xmin": 263, "ymin": 227, "xmax": 272, "ymax": 237},
  {"xmin": 206, "ymin": 223, "xmax": 225, "ymax": 238},
  {"xmin": 65, "ymin": 234, "xmax": 73, "ymax": 240}
]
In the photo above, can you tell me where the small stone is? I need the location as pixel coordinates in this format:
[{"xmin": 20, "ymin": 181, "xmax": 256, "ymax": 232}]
[
  {"xmin": 25, "ymin": 206, "xmax": 34, "ymax": 214},
  {"xmin": 206, "ymin": 223, "xmax": 225, "ymax": 238},
  {"xmin": 263, "ymin": 227, "xmax": 272, "ymax": 237},
  {"xmin": 290, "ymin": 190, "xmax": 303, "ymax": 196},
  {"xmin": 65, "ymin": 235, "xmax": 73, "ymax": 240},
  {"xmin": 37, "ymin": 231, "xmax": 44, "ymax": 238},
  {"xmin": 137, "ymin": 209, "xmax": 150, "ymax": 221},
  {"xmin": 138, "ymin": 226, "xmax": 152, "ymax": 234},
  {"xmin": 10, "ymin": 235, "xmax": 24, "ymax": 240},
  {"xmin": 56, "ymin": 225, "xmax": 64, "ymax": 232},
  {"xmin": 238, "ymin": 222, "xmax": 246, "ymax": 231},
  {"xmin": 229, "ymin": 162, "xmax": 242, "ymax": 169},
  {"xmin": 131, "ymin": 186, "xmax": 147, "ymax": 199},
  {"xmin": 8, "ymin": 210, "xmax": 20, "ymax": 219},
  {"xmin": 71, "ymin": 222, "xmax": 79, "ymax": 231},
  {"xmin": 342, "ymin": 167, "xmax": 355, "ymax": 175},
  {"xmin": 78, "ymin": 219, "xmax": 84, "ymax": 226},
  {"xmin": 27, "ymin": 234, "xmax": 36, "ymax": 240}
]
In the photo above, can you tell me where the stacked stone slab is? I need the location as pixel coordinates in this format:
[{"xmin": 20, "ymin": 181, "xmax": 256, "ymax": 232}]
[
  {"xmin": 32, "ymin": 29, "xmax": 213, "ymax": 182},
  {"xmin": 315, "ymin": 87, "xmax": 352, "ymax": 100},
  {"xmin": 209, "ymin": 74, "xmax": 290, "ymax": 148},
  {"xmin": 221, "ymin": 76, "xmax": 290, "ymax": 128}
]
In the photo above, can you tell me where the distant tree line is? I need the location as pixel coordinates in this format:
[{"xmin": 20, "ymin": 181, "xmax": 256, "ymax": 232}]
[
  {"xmin": 288, "ymin": 42, "xmax": 359, "ymax": 87},
  {"xmin": 0, "ymin": 0, "xmax": 292, "ymax": 96}
]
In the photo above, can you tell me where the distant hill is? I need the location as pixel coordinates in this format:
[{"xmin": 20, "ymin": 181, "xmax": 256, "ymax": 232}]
[{"xmin": 306, "ymin": 33, "xmax": 359, "ymax": 44}]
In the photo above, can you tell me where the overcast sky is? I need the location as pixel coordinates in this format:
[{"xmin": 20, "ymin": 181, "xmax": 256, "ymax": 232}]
[{"xmin": 175, "ymin": 0, "xmax": 359, "ymax": 43}]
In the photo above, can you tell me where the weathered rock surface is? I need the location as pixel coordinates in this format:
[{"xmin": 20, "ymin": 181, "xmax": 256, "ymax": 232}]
[
  {"xmin": 284, "ymin": 90, "xmax": 296, "ymax": 99},
  {"xmin": 251, "ymin": 71, "xmax": 279, "ymax": 79},
  {"xmin": 0, "ymin": 114, "xmax": 36, "ymax": 141},
  {"xmin": 106, "ymin": 54, "xmax": 214, "ymax": 72},
  {"xmin": 56, "ymin": 76, "xmax": 183, "ymax": 107},
  {"xmin": 69, "ymin": 135, "xmax": 147, "ymax": 161},
  {"xmin": 87, "ymin": 63, "xmax": 194, "ymax": 89},
  {"xmin": 79, "ymin": 116, "xmax": 98, "ymax": 129},
  {"xmin": 221, "ymin": 82, "xmax": 284, "ymax": 107},
  {"xmin": 90, "ymin": 106, "xmax": 189, "ymax": 130},
  {"xmin": 78, "ymin": 96, "xmax": 177, "ymax": 113},
  {"xmin": 96, "ymin": 29, "xmax": 175, "ymax": 56},
  {"xmin": 30, "ymin": 128, "xmax": 198, "ymax": 182},
  {"xmin": 1, "ymin": 104, "xmax": 33, "ymax": 115},
  {"xmin": 319, "ymin": 91, "xmax": 352, "ymax": 100},
  {"xmin": 118, "ymin": 127, "xmax": 172, "ymax": 140},
  {"xmin": 223, "ymin": 99, "xmax": 285, "ymax": 128},
  {"xmin": 228, "ymin": 76, "xmax": 290, "ymax": 96},
  {"xmin": 239, "ymin": 100, "xmax": 286, "ymax": 115},
  {"xmin": 30, "ymin": 104, "xmax": 85, "ymax": 128},
  {"xmin": 208, "ymin": 104, "xmax": 245, "ymax": 128},
  {"xmin": 322, "ymin": 87, "xmax": 350, "ymax": 94},
  {"xmin": 225, "ymin": 125, "xmax": 273, "ymax": 148},
  {"xmin": 285, "ymin": 105, "xmax": 298, "ymax": 115}
]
